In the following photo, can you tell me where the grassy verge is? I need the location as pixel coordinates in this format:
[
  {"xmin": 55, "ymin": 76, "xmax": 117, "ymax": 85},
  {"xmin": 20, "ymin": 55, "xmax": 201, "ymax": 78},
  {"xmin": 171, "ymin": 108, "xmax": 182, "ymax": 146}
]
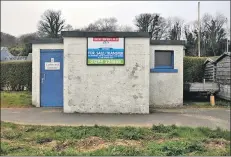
[
  {"xmin": 1, "ymin": 91, "xmax": 32, "ymax": 108},
  {"xmin": 1, "ymin": 122, "xmax": 230, "ymax": 156},
  {"xmin": 183, "ymin": 99, "xmax": 230, "ymax": 108}
]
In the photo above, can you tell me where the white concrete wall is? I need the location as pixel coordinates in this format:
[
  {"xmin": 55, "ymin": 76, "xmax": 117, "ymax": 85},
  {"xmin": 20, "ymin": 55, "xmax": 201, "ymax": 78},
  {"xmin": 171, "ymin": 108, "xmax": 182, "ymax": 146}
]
[
  {"xmin": 150, "ymin": 45, "xmax": 184, "ymax": 108},
  {"xmin": 63, "ymin": 37, "xmax": 150, "ymax": 113},
  {"xmin": 32, "ymin": 44, "xmax": 63, "ymax": 107}
]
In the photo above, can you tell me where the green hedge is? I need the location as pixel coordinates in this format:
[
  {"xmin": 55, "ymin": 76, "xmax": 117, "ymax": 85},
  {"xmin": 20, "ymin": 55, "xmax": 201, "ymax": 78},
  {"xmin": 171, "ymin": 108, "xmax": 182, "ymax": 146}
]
[
  {"xmin": 183, "ymin": 57, "xmax": 207, "ymax": 83},
  {"xmin": 1, "ymin": 61, "xmax": 32, "ymax": 91}
]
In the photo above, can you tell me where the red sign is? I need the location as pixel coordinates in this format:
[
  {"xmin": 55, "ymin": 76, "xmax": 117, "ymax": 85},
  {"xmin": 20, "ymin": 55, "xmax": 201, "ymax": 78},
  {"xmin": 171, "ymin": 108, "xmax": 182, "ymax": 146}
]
[{"xmin": 93, "ymin": 38, "xmax": 119, "ymax": 42}]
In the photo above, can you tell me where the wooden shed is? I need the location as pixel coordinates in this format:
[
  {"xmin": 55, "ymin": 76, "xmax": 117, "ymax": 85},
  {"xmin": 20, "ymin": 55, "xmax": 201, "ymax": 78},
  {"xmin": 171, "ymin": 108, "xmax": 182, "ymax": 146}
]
[
  {"xmin": 204, "ymin": 52, "xmax": 231, "ymax": 100},
  {"xmin": 215, "ymin": 52, "xmax": 231, "ymax": 100},
  {"xmin": 204, "ymin": 57, "xmax": 218, "ymax": 82}
]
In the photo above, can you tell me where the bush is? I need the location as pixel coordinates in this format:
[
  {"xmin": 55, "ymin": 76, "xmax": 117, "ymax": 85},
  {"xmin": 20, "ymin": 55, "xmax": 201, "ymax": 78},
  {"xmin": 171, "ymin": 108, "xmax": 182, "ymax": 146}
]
[
  {"xmin": 1, "ymin": 61, "xmax": 32, "ymax": 91},
  {"xmin": 183, "ymin": 57, "xmax": 207, "ymax": 83}
]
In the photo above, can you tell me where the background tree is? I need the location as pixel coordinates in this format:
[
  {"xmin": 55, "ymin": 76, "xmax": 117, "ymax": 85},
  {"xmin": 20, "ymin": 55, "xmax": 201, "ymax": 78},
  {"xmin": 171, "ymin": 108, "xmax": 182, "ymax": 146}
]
[
  {"xmin": 184, "ymin": 24, "xmax": 197, "ymax": 56},
  {"xmin": 117, "ymin": 25, "xmax": 134, "ymax": 32},
  {"xmin": 0, "ymin": 32, "xmax": 17, "ymax": 47},
  {"xmin": 168, "ymin": 17, "xmax": 184, "ymax": 40},
  {"xmin": 83, "ymin": 17, "xmax": 118, "ymax": 32},
  {"xmin": 134, "ymin": 13, "xmax": 169, "ymax": 40},
  {"xmin": 37, "ymin": 9, "xmax": 66, "ymax": 38},
  {"xmin": 18, "ymin": 32, "xmax": 39, "ymax": 56},
  {"xmin": 64, "ymin": 24, "xmax": 73, "ymax": 31}
]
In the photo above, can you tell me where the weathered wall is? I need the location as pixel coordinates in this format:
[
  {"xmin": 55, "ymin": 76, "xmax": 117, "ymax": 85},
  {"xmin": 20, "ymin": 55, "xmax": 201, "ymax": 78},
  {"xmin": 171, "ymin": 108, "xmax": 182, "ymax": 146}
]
[
  {"xmin": 32, "ymin": 43, "xmax": 63, "ymax": 107},
  {"xmin": 63, "ymin": 37, "xmax": 150, "ymax": 113},
  {"xmin": 217, "ymin": 84, "xmax": 231, "ymax": 101},
  {"xmin": 149, "ymin": 45, "xmax": 184, "ymax": 108},
  {"xmin": 204, "ymin": 61, "xmax": 215, "ymax": 82},
  {"xmin": 216, "ymin": 56, "xmax": 230, "ymax": 85},
  {"xmin": 216, "ymin": 55, "xmax": 231, "ymax": 101}
]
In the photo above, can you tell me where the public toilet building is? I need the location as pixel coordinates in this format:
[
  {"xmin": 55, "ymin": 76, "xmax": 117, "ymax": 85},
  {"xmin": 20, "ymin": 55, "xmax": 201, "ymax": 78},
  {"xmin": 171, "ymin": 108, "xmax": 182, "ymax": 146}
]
[{"xmin": 32, "ymin": 31, "xmax": 185, "ymax": 114}]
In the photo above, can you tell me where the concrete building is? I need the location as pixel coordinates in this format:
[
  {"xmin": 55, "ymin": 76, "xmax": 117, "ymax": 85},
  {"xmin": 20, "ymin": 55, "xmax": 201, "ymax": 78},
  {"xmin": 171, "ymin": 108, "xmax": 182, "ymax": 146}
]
[{"xmin": 32, "ymin": 31, "xmax": 185, "ymax": 113}]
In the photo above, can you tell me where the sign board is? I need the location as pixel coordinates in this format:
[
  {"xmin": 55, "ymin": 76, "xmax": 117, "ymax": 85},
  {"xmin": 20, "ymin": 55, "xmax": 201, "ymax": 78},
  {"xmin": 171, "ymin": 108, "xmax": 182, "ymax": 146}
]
[
  {"xmin": 87, "ymin": 37, "xmax": 124, "ymax": 65},
  {"xmin": 45, "ymin": 61, "xmax": 60, "ymax": 70}
]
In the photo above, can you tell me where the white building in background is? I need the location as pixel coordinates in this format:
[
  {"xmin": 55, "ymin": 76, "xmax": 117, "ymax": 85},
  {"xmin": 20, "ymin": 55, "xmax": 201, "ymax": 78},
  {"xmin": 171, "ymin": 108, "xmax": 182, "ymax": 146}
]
[{"xmin": 1, "ymin": 47, "xmax": 32, "ymax": 61}]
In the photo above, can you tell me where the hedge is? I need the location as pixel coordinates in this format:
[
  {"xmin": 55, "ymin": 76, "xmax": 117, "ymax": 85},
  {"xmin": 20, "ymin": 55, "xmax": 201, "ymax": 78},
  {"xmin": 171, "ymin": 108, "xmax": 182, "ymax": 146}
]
[
  {"xmin": 1, "ymin": 61, "xmax": 32, "ymax": 91},
  {"xmin": 183, "ymin": 56, "xmax": 207, "ymax": 83}
]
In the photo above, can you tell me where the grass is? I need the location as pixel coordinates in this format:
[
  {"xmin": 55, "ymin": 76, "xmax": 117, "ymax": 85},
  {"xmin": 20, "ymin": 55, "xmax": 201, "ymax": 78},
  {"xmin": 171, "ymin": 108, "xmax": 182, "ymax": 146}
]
[
  {"xmin": 1, "ymin": 122, "xmax": 230, "ymax": 156},
  {"xmin": 183, "ymin": 100, "xmax": 230, "ymax": 108},
  {"xmin": 183, "ymin": 96, "xmax": 230, "ymax": 108},
  {"xmin": 1, "ymin": 91, "xmax": 32, "ymax": 108}
]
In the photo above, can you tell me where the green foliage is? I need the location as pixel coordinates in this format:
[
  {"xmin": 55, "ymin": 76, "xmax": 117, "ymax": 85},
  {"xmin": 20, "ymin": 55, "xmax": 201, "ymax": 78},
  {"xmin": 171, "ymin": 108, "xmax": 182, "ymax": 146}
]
[
  {"xmin": 1, "ymin": 61, "xmax": 32, "ymax": 91},
  {"xmin": 147, "ymin": 141, "xmax": 204, "ymax": 156},
  {"xmin": 152, "ymin": 124, "xmax": 177, "ymax": 133},
  {"xmin": 183, "ymin": 56, "xmax": 207, "ymax": 83},
  {"xmin": 8, "ymin": 45, "xmax": 25, "ymax": 56},
  {"xmin": 117, "ymin": 127, "xmax": 146, "ymax": 140},
  {"xmin": 86, "ymin": 146, "xmax": 144, "ymax": 156},
  {"xmin": 1, "ymin": 91, "xmax": 32, "ymax": 107}
]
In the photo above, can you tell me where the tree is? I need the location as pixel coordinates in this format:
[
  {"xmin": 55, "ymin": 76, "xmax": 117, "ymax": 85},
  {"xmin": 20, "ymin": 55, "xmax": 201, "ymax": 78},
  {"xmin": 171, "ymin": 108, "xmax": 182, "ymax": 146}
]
[
  {"xmin": 168, "ymin": 17, "xmax": 184, "ymax": 40},
  {"xmin": 0, "ymin": 32, "xmax": 17, "ymax": 47},
  {"xmin": 201, "ymin": 13, "xmax": 227, "ymax": 56},
  {"xmin": 64, "ymin": 24, "xmax": 73, "ymax": 31},
  {"xmin": 37, "ymin": 9, "xmax": 65, "ymax": 38},
  {"xmin": 83, "ymin": 17, "xmax": 118, "ymax": 32},
  {"xmin": 118, "ymin": 25, "xmax": 134, "ymax": 32},
  {"xmin": 183, "ymin": 12, "xmax": 228, "ymax": 56},
  {"xmin": 18, "ymin": 32, "xmax": 39, "ymax": 44},
  {"xmin": 184, "ymin": 24, "xmax": 197, "ymax": 56},
  {"xmin": 134, "ymin": 13, "xmax": 169, "ymax": 40}
]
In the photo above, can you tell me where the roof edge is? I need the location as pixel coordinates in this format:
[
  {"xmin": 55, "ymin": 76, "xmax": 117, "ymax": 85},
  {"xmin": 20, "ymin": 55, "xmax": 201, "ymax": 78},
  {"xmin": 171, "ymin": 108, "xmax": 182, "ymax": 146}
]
[
  {"xmin": 214, "ymin": 52, "xmax": 231, "ymax": 63},
  {"xmin": 61, "ymin": 31, "xmax": 150, "ymax": 38},
  {"xmin": 31, "ymin": 38, "xmax": 63, "ymax": 44},
  {"xmin": 204, "ymin": 58, "xmax": 215, "ymax": 65},
  {"xmin": 150, "ymin": 40, "xmax": 185, "ymax": 45}
]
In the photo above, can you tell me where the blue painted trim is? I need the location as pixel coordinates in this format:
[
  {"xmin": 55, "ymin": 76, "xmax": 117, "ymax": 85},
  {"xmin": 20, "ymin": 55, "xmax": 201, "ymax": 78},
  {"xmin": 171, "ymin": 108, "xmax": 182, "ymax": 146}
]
[
  {"xmin": 155, "ymin": 65, "xmax": 173, "ymax": 69},
  {"xmin": 150, "ymin": 68, "xmax": 178, "ymax": 73},
  {"xmin": 171, "ymin": 52, "xmax": 174, "ymax": 69}
]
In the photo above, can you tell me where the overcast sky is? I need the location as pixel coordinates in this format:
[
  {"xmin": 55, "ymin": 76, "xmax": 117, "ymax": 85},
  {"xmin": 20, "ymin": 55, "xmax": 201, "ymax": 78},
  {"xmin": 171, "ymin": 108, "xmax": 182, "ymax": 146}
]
[{"xmin": 1, "ymin": 1, "xmax": 230, "ymax": 37}]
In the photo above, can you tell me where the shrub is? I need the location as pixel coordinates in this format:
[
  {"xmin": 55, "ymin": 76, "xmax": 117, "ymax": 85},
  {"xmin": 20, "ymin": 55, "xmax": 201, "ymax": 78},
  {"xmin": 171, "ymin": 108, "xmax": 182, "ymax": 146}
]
[
  {"xmin": 183, "ymin": 57, "xmax": 207, "ymax": 83},
  {"xmin": 1, "ymin": 61, "xmax": 32, "ymax": 91}
]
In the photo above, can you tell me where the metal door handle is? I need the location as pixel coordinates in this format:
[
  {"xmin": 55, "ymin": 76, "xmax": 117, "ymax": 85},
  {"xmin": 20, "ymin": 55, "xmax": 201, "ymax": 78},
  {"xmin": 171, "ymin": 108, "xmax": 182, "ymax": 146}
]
[{"xmin": 41, "ymin": 73, "xmax": 46, "ymax": 84}]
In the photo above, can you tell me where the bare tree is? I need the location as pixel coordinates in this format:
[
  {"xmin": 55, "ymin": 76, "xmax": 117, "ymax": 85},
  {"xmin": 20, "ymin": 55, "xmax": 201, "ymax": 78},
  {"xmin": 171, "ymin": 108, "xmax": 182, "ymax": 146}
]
[
  {"xmin": 118, "ymin": 25, "xmax": 134, "ymax": 32},
  {"xmin": 134, "ymin": 13, "xmax": 153, "ymax": 32},
  {"xmin": 133, "ymin": 13, "xmax": 169, "ymax": 39},
  {"xmin": 168, "ymin": 17, "xmax": 184, "ymax": 40},
  {"xmin": 37, "ymin": 9, "xmax": 66, "ymax": 38},
  {"xmin": 202, "ymin": 13, "xmax": 227, "ymax": 56},
  {"xmin": 83, "ymin": 17, "xmax": 118, "ymax": 32},
  {"xmin": 64, "ymin": 24, "xmax": 73, "ymax": 31},
  {"xmin": 183, "ymin": 12, "xmax": 228, "ymax": 56}
]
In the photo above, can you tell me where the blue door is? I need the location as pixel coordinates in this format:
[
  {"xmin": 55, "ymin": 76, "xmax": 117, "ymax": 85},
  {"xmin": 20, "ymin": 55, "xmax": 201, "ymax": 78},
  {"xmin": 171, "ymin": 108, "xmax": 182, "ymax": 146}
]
[{"xmin": 40, "ymin": 49, "xmax": 63, "ymax": 107}]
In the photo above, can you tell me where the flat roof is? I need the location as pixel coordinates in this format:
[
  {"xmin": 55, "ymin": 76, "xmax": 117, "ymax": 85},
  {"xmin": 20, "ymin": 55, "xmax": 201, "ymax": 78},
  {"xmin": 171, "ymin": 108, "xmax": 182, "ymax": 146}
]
[
  {"xmin": 150, "ymin": 40, "xmax": 185, "ymax": 45},
  {"xmin": 31, "ymin": 33, "xmax": 186, "ymax": 46},
  {"xmin": 61, "ymin": 31, "xmax": 151, "ymax": 38},
  {"xmin": 31, "ymin": 38, "xmax": 63, "ymax": 44}
]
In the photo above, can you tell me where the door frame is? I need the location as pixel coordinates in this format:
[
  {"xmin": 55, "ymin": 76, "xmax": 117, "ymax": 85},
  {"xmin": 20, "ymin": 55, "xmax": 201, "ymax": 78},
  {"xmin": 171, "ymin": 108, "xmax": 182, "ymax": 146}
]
[{"xmin": 39, "ymin": 49, "xmax": 64, "ymax": 107}]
